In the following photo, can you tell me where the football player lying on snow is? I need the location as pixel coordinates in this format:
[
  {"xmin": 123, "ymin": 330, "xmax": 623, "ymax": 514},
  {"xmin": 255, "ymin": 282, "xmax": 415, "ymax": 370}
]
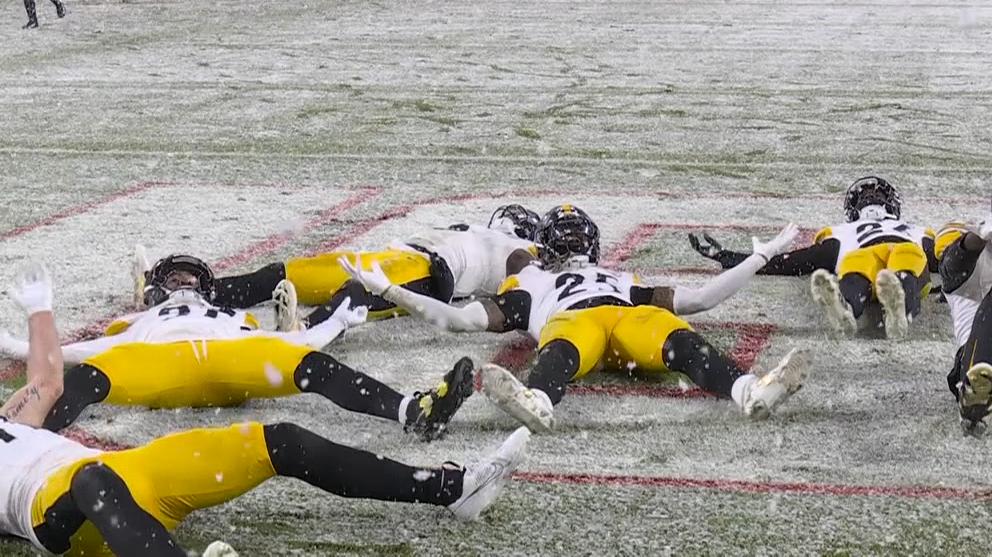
[
  {"xmin": 133, "ymin": 204, "xmax": 543, "ymax": 332},
  {"xmin": 0, "ymin": 255, "xmax": 474, "ymax": 441},
  {"xmin": 689, "ymin": 176, "xmax": 937, "ymax": 340},
  {"xmin": 934, "ymin": 214, "xmax": 992, "ymax": 435},
  {"xmin": 0, "ymin": 262, "xmax": 529, "ymax": 557},
  {"xmin": 341, "ymin": 204, "xmax": 810, "ymax": 433}
]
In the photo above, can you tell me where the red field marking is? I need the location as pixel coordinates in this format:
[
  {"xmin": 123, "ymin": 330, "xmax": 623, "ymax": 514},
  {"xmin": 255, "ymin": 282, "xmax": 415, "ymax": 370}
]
[
  {"xmin": 0, "ymin": 184, "xmax": 382, "ymax": 380},
  {"xmin": 514, "ymin": 471, "xmax": 992, "ymax": 502},
  {"xmin": 0, "ymin": 182, "xmax": 159, "ymax": 242}
]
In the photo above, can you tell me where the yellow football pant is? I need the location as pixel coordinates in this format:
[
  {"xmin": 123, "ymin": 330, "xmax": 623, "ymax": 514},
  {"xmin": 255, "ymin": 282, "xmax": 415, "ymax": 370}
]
[
  {"xmin": 285, "ymin": 249, "xmax": 432, "ymax": 306},
  {"xmin": 538, "ymin": 305, "xmax": 693, "ymax": 380},
  {"xmin": 83, "ymin": 337, "xmax": 312, "ymax": 408},
  {"xmin": 838, "ymin": 242, "xmax": 927, "ymax": 294},
  {"xmin": 32, "ymin": 423, "xmax": 275, "ymax": 557}
]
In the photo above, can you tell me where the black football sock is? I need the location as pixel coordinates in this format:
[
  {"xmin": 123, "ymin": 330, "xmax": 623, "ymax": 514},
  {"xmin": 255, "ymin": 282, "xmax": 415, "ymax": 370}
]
[
  {"xmin": 294, "ymin": 352, "xmax": 406, "ymax": 422},
  {"xmin": 839, "ymin": 273, "xmax": 872, "ymax": 318},
  {"xmin": 303, "ymin": 280, "xmax": 373, "ymax": 328},
  {"xmin": 896, "ymin": 271, "xmax": 923, "ymax": 317},
  {"xmin": 526, "ymin": 340, "xmax": 580, "ymax": 405},
  {"xmin": 662, "ymin": 330, "xmax": 745, "ymax": 399},
  {"xmin": 43, "ymin": 364, "xmax": 111, "ymax": 432},
  {"xmin": 263, "ymin": 423, "xmax": 463, "ymax": 505},
  {"xmin": 213, "ymin": 262, "xmax": 286, "ymax": 308}
]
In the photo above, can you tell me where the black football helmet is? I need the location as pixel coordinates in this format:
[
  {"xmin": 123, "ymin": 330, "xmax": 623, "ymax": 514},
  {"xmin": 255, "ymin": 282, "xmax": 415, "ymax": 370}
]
[
  {"xmin": 844, "ymin": 176, "xmax": 901, "ymax": 222},
  {"xmin": 488, "ymin": 204, "xmax": 541, "ymax": 241},
  {"xmin": 144, "ymin": 254, "xmax": 215, "ymax": 306},
  {"xmin": 536, "ymin": 204, "xmax": 600, "ymax": 270}
]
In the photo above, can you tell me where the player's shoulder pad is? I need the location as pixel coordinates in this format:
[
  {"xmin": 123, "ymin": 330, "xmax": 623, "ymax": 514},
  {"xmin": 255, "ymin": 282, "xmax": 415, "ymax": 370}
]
[
  {"xmin": 935, "ymin": 221, "xmax": 969, "ymax": 260},
  {"xmin": 104, "ymin": 319, "xmax": 132, "ymax": 337}
]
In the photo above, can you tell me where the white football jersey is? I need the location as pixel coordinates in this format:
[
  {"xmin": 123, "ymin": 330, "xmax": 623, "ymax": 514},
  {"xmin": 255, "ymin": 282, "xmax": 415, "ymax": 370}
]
[
  {"xmin": 815, "ymin": 218, "xmax": 933, "ymax": 273},
  {"xmin": 945, "ymin": 245, "xmax": 992, "ymax": 348},
  {"xmin": 106, "ymin": 291, "xmax": 259, "ymax": 343},
  {"xmin": 399, "ymin": 226, "xmax": 537, "ymax": 298},
  {"xmin": 500, "ymin": 265, "xmax": 637, "ymax": 340},
  {"xmin": 0, "ymin": 421, "xmax": 101, "ymax": 548}
]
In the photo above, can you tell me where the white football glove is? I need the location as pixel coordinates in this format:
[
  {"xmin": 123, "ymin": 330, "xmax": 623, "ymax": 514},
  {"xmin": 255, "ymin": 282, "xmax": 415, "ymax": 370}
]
[
  {"xmin": 338, "ymin": 255, "xmax": 393, "ymax": 296},
  {"xmin": 9, "ymin": 261, "xmax": 53, "ymax": 315},
  {"xmin": 752, "ymin": 223, "xmax": 800, "ymax": 261},
  {"xmin": 329, "ymin": 296, "xmax": 369, "ymax": 329}
]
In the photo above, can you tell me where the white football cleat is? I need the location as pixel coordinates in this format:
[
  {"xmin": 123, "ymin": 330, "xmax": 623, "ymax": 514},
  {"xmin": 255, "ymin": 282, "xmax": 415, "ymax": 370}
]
[
  {"xmin": 875, "ymin": 270, "xmax": 909, "ymax": 340},
  {"xmin": 740, "ymin": 348, "xmax": 810, "ymax": 419},
  {"xmin": 480, "ymin": 364, "xmax": 555, "ymax": 433},
  {"xmin": 273, "ymin": 279, "xmax": 302, "ymax": 332},
  {"xmin": 131, "ymin": 244, "xmax": 151, "ymax": 309},
  {"xmin": 202, "ymin": 540, "xmax": 239, "ymax": 557},
  {"xmin": 810, "ymin": 269, "xmax": 857, "ymax": 337},
  {"xmin": 448, "ymin": 426, "xmax": 530, "ymax": 521}
]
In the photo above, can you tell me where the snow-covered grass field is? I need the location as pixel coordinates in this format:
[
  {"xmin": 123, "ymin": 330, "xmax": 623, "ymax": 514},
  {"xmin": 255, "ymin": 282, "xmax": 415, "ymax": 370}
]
[{"xmin": 2, "ymin": 1, "xmax": 992, "ymax": 555}]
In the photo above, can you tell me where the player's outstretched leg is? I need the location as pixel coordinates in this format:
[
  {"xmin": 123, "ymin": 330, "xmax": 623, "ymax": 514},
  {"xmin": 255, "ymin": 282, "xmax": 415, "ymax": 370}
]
[
  {"xmin": 811, "ymin": 269, "xmax": 858, "ymax": 336},
  {"xmin": 40, "ymin": 463, "xmax": 188, "ymax": 556},
  {"xmin": 662, "ymin": 330, "xmax": 810, "ymax": 420},
  {"xmin": 213, "ymin": 262, "xmax": 287, "ymax": 308},
  {"xmin": 42, "ymin": 364, "xmax": 111, "ymax": 431},
  {"xmin": 262, "ymin": 423, "xmax": 530, "ymax": 520},
  {"xmin": 479, "ymin": 339, "xmax": 576, "ymax": 433},
  {"xmin": 294, "ymin": 352, "xmax": 475, "ymax": 441},
  {"xmin": 876, "ymin": 269, "xmax": 909, "ymax": 340}
]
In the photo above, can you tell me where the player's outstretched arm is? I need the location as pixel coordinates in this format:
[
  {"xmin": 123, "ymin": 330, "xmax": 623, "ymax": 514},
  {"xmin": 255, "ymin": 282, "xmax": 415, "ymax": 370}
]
[
  {"xmin": 0, "ymin": 262, "xmax": 64, "ymax": 427},
  {"xmin": 672, "ymin": 223, "xmax": 800, "ymax": 315},
  {"xmin": 689, "ymin": 227, "xmax": 839, "ymax": 276},
  {"xmin": 340, "ymin": 255, "xmax": 505, "ymax": 332},
  {"xmin": 0, "ymin": 330, "xmax": 126, "ymax": 365}
]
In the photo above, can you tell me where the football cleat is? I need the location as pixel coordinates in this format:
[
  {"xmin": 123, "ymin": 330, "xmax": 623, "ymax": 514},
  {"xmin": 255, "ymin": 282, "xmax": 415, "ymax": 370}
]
[
  {"xmin": 272, "ymin": 279, "xmax": 302, "ymax": 332},
  {"xmin": 810, "ymin": 269, "xmax": 857, "ymax": 337},
  {"xmin": 875, "ymin": 270, "xmax": 909, "ymax": 340},
  {"xmin": 479, "ymin": 363, "xmax": 555, "ymax": 433},
  {"xmin": 740, "ymin": 348, "xmax": 810, "ymax": 419},
  {"xmin": 448, "ymin": 426, "xmax": 530, "ymax": 521},
  {"xmin": 959, "ymin": 363, "xmax": 992, "ymax": 436},
  {"xmin": 407, "ymin": 357, "xmax": 475, "ymax": 441},
  {"xmin": 202, "ymin": 540, "xmax": 239, "ymax": 557},
  {"xmin": 131, "ymin": 244, "xmax": 152, "ymax": 309}
]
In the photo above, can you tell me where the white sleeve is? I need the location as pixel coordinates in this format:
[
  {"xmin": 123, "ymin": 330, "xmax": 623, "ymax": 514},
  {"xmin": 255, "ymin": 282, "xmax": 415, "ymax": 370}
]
[
  {"xmin": 275, "ymin": 318, "xmax": 347, "ymax": 349},
  {"xmin": 383, "ymin": 286, "xmax": 490, "ymax": 332},
  {"xmin": 60, "ymin": 335, "xmax": 129, "ymax": 365},
  {"xmin": 672, "ymin": 253, "xmax": 767, "ymax": 315}
]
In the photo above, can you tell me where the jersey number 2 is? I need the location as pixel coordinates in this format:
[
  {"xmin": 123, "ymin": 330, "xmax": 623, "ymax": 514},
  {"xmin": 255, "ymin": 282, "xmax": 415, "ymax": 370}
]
[{"xmin": 556, "ymin": 273, "xmax": 620, "ymax": 301}]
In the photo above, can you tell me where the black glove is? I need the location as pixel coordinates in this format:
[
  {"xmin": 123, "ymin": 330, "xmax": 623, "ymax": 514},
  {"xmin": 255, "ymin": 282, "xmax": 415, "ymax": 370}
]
[
  {"xmin": 688, "ymin": 232, "xmax": 725, "ymax": 260},
  {"xmin": 688, "ymin": 232, "xmax": 753, "ymax": 269}
]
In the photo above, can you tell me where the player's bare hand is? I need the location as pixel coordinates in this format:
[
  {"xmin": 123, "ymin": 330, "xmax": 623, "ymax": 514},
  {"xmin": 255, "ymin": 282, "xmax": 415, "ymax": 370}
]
[
  {"xmin": 9, "ymin": 261, "xmax": 53, "ymax": 315},
  {"xmin": 752, "ymin": 223, "xmax": 799, "ymax": 261},
  {"xmin": 338, "ymin": 255, "xmax": 393, "ymax": 296},
  {"xmin": 688, "ymin": 232, "xmax": 725, "ymax": 260}
]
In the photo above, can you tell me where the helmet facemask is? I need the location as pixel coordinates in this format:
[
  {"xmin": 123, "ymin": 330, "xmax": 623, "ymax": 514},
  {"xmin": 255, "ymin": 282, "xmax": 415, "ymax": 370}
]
[
  {"xmin": 537, "ymin": 206, "xmax": 600, "ymax": 272},
  {"xmin": 144, "ymin": 255, "xmax": 216, "ymax": 307},
  {"xmin": 488, "ymin": 204, "xmax": 541, "ymax": 241},
  {"xmin": 844, "ymin": 176, "xmax": 901, "ymax": 222}
]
